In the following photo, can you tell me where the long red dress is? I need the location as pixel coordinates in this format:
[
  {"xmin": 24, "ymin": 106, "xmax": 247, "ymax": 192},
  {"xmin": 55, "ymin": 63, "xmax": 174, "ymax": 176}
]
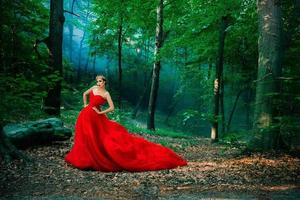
[{"xmin": 64, "ymin": 90, "xmax": 187, "ymax": 172}]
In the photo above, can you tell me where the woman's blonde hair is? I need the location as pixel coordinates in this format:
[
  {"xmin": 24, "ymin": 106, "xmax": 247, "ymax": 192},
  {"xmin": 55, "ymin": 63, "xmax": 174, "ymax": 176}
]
[{"xmin": 96, "ymin": 75, "xmax": 107, "ymax": 84}]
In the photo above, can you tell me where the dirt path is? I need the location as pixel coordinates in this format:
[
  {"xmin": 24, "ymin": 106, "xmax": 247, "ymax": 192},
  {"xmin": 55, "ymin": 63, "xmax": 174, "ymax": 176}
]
[{"xmin": 1, "ymin": 135, "xmax": 299, "ymax": 199}]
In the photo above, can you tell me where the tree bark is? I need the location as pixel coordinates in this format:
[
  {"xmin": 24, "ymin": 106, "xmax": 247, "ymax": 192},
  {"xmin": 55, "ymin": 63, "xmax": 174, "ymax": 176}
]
[
  {"xmin": 76, "ymin": 0, "xmax": 90, "ymax": 81},
  {"xmin": 208, "ymin": 58, "xmax": 213, "ymax": 79},
  {"xmin": 68, "ymin": 0, "xmax": 74, "ymax": 63},
  {"xmin": 147, "ymin": 0, "xmax": 164, "ymax": 130},
  {"xmin": 211, "ymin": 16, "xmax": 228, "ymax": 142},
  {"xmin": 253, "ymin": 0, "xmax": 282, "ymax": 150},
  {"xmin": 77, "ymin": 27, "xmax": 86, "ymax": 81},
  {"xmin": 220, "ymin": 76, "xmax": 225, "ymax": 134},
  {"xmin": 92, "ymin": 36, "xmax": 97, "ymax": 78},
  {"xmin": 84, "ymin": 47, "xmax": 91, "ymax": 74},
  {"xmin": 227, "ymin": 89, "xmax": 243, "ymax": 132},
  {"xmin": 117, "ymin": 13, "xmax": 123, "ymax": 109},
  {"xmin": 132, "ymin": 70, "xmax": 152, "ymax": 119},
  {"xmin": 44, "ymin": 0, "xmax": 65, "ymax": 116}
]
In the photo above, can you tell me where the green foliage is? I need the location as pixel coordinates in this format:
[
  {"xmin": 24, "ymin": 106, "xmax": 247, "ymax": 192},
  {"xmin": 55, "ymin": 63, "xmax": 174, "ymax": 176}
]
[
  {"xmin": 0, "ymin": 74, "xmax": 48, "ymax": 123},
  {"xmin": 221, "ymin": 130, "xmax": 250, "ymax": 148},
  {"xmin": 60, "ymin": 109, "xmax": 80, "ymax": 131},
  {"xmin": 111, "ymin": 109, "xmax": 191, "ymax": 139},
  {"xmin": 0, "ymin": 0, "xmax": 57, "ymax": 123}
]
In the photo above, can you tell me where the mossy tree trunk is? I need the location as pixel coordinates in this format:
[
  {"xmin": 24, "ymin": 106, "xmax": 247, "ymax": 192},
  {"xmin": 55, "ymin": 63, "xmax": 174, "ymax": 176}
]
[
  {"xmin": 44, "ymin": 0, "xmax": 65, "ymax": 116},
  {"xmin": 252, "ymin": 0, "xmax": 283, "ymax": 150},
  {"xmin": 211, "ymin": 16, "xmax": 229, "ymax": 142},
  {"xmin": 147, "ymin": 0, "xmax": 164, "ymax": 130}
]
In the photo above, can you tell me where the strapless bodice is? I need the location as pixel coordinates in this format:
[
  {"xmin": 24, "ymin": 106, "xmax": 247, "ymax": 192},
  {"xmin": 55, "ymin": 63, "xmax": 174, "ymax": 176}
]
[{"xmin": 89, "ymin": 90, "xmax": 107, "ymax": 107}]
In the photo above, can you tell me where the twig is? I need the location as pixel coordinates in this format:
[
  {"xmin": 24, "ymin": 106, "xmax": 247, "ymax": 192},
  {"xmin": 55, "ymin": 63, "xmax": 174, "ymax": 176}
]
[{"xmin": 63, "ymin": 10, "xmax": 80, "ymax": 17}]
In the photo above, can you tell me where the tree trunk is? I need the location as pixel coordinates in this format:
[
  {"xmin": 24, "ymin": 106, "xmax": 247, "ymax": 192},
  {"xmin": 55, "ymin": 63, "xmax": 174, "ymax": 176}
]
[
  {"xmin": 76, "ymin": 1, "xmax": 90, "ymax": 81},
  {"xmin": 84, "ymin": 47, "xmax": 91, "ymax": 75},
  {"xmin": 220, "ymin": 76, "xmax": 225, "ymax": 135},
  {"xmin": 68, "ymin": 25, "xmax": 73, "ymax": 63},
  {"xmin": 227, "ymin": 89, "xmax": 243, "ymax": 132},
  {"xmin": 253, "ymin": 0, "xmax": 282, "ymax": 150},
  {"xmin": 77, "ymin": 28, "xmax": 86, "ymax": 81},
  {"xmin": 117, "ymin": 15, "xmax": 123, "ymax": 109},
  {"xmin": 44, "ymin": 0, "xmax": 65, "ymax": 116},
  {"xmin": 132, "ymin": 70, "xmax": 152, "ymax": 119},
  {"xmin": 211, "ymin": 16, "xmax": 228, "ymax": 142},
  {"xmin": 164, "ymin": 98, "xmax": 180, "ymax": 125},
  {"xmin": 147, "ymin": 0, "xmax": 163, "ymax": 130},
  {"xmin": 208, "ymin": 58, "xmax": 213, "ymax": 79},
  {"xmin": 91, "ymin": 36, "xmax": 97, "ymax": 78},
  {"xmin": 105, "ymin": 55, "xmax": 112, "ymax": 85},
  {"xmin": 92, "ymin": 52, "xmax": 97, "ymax": 76},
  {"xmin": 68, "ymin": 0, "xmax": 74, "ymax": 63}
]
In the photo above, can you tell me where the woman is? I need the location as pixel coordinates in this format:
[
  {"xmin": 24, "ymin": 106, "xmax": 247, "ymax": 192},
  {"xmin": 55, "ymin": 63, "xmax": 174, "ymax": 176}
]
[{"xmin": 65, "ymin": 75, "xmax": 187, "ymax": 172}]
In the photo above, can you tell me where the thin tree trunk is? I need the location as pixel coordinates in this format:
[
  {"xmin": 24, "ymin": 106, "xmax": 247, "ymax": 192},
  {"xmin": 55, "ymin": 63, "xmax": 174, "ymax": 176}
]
[
  {"xmin": 68, "ymin": 25, "xmax": 73, "ymax": 62},
  {"xmin": 68, "ymin": 0, "xmax": 74, "ymax": 63},
  {"xmin": 44, "ymin": 0, "xmax": 64, "ymax": 115},
  {"xmin": 92, "ymin": 36, "xmax": 97, "ymax": 78},
  {"xmin": 76, "ymin": 30, "xmax": 86, "ymax": 81},
  {"xmin": 208, "ymin": 58, "xmax": 212, "ymax": 79},
  {"xmin": 105, "ymin": 55, "xmax": 112, "ymax": 90},
  {"xmin": 10, "ymin": 24, "xmax": 17, "ymax": 74},
  {"xmin": 164, "ymin": 99, "xmax": 180, "ymax": 124},
  {"xmin": 84, "ymin": 47, "xmax": 91, "ymax": 75},
  {"xmin": 211, "ymin": 16, "xmax": 228, "ymax": 142},
  {"xmin": 147, "ymin": 0, "xmax": 164, "ymax": 130},
  {"xmin": 76, "ymin": 0, "xmax": 90, "ymax": 81},
  {"xmin": 220, "ymin": 76, "xmax": 225, "ymax": 134},
  {"xmin": 227, "ymin": 89, "xmax": 243, "ymax": 132},
  {"xmin": 253, "ymin": 0, "xmax": 282, "ymax": 150},
  {"xmin": 92, "ymin": 54, "xmax": 96, "ymax": 77},
  {"xmin": 132, "ymin": 70, "xmax": 152, "ymax": 119},
  {"xmin": 117, "ymin": 15, "xmax": 123, "ymax": 109},
  {"xmin": 245, "ymin": 89, "xmax": 253, "ymax": 129}
]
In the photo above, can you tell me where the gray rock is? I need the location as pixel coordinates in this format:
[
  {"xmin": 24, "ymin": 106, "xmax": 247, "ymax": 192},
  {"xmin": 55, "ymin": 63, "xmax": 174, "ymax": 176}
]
[{"xmin": 3, "ymin": 118, "xmax": 72, "ymax": 148}]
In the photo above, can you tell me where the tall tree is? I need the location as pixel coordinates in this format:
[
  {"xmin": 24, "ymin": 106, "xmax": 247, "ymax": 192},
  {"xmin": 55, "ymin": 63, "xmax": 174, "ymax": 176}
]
[
  {"xmin": 117, "ymin": 2, "xmax": 124, "ymax": 109},
  {"xmin": 147, "ymin": 0, "xmax": 164, "ymax": 130},
  {"xmin": 211, "ymin": 16, "xmax": 229, "ymax": 142},
  {"xmin": 44, "ymin": 0, "xmax": 65, "ymax": 115},
  {"xmin": 77, "ymin": 0, "xmax": 91, "ymax": 81},
  {"xmin": 253, "ymin": 0, "xmax": 283, "ymax": 149},
  {"xmin": 91, "ymin": 0, "xmax": 139, "ymax": 108},
  {"xmin": 67, "ymin": 0, "xmax": 75, "ymax": 63}
]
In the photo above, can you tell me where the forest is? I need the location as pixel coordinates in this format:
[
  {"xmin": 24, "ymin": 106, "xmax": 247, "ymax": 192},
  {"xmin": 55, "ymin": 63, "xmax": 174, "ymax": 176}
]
[{"xmin": 0, "ymin": 0, "xmax": 299, "ymax": 199}]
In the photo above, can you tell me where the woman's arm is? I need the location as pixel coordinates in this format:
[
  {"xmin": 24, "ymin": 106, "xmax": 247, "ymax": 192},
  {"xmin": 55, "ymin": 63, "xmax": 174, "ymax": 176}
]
[
  {"xmin": 83, "ymin": 86, "xmax": 95, "ymax": 107},
  {"xmin": 93, "ymin": 92, "xmax": 114, "ymax": 114}
]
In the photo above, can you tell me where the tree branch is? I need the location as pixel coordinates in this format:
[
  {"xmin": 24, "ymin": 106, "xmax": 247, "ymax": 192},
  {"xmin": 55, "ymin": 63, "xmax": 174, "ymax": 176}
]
[
  {"xmin": 71, "ymin": 0, "xmax": 76, "ymax": 12},
  {"xmin": 63, "ymin": 10, "xmax": 80, "ymax": 17}
]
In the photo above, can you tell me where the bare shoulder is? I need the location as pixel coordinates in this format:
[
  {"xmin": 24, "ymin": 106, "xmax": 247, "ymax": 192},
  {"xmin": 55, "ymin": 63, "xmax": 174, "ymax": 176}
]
[
  {"xmin": 90, "ymin": 85, "xmax": 97, "ymax": 91},
  {"xmin": 104, "ymin": 90, "xmax": 110, "ymax": 96},
  {"xmin": 84, "ymin": 85, "xmax": 97, "ymax": 95}
]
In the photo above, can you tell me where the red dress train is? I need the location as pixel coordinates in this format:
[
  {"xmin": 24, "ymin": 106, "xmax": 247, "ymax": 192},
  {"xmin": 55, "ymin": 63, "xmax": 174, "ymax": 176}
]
[{"xmin": 64, "ymin": 90, "xmax": 187, "ymax": 172}]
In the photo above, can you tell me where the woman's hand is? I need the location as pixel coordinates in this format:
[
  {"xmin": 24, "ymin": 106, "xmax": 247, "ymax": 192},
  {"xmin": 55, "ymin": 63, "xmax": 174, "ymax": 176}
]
[
  {"xmin": 84, "ymin": 104, "xmax": 88, "ymax": 107},
  {"xmin": 92, "ymin": 107, "xmax": 102, "ymax": 114}
]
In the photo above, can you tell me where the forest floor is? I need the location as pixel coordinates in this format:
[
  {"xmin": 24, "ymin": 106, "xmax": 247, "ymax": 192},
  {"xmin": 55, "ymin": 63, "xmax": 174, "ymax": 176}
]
[{"xmin": 1, "ymin": 133, "xmax": 300, "ymax": 199}]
